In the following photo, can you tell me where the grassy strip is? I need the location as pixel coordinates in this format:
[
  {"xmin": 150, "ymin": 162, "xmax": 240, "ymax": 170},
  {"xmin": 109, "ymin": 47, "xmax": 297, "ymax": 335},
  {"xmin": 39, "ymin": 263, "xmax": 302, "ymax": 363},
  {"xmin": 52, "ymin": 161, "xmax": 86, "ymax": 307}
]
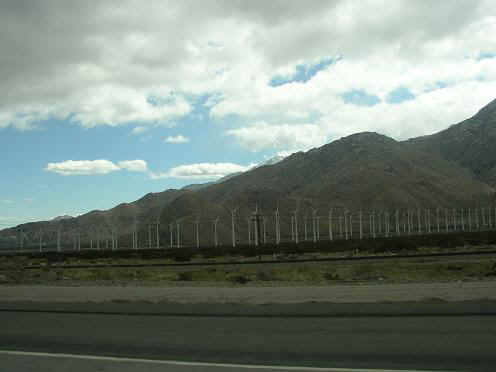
[{"xmin": 2, "ymin": 255, "xmax": 496, "ymax": 286}]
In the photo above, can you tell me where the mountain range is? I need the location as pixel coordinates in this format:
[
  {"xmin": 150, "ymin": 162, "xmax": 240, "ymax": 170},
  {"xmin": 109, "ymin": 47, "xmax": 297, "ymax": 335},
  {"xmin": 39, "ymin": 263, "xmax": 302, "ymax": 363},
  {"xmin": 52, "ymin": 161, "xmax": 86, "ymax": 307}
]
[{"xmin": 1, "ymin": 98, "xmax": 495, "ymax": 247}]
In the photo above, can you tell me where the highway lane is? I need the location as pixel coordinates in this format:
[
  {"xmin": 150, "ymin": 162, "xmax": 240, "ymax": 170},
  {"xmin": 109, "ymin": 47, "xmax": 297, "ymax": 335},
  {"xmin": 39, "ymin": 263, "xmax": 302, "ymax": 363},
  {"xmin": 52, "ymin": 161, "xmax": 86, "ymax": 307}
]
[{"xmin": 0, "ymin": 304, "xmax": 495, "ymax": 371}]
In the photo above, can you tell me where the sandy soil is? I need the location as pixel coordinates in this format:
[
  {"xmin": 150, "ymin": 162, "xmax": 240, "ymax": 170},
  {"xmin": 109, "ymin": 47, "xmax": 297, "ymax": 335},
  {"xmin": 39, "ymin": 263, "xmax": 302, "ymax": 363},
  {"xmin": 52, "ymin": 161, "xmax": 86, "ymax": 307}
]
[{"xmin": 1, "ymin": 280, "xmax": 496, "ymax": 304}]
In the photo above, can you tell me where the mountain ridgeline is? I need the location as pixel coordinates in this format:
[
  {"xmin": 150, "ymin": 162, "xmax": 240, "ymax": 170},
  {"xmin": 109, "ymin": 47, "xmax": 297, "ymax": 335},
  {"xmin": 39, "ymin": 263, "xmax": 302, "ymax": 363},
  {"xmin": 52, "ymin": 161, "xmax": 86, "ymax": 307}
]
[{"xmin": 1, "ymin": 98, "xmax": 496, "ymax": 247}]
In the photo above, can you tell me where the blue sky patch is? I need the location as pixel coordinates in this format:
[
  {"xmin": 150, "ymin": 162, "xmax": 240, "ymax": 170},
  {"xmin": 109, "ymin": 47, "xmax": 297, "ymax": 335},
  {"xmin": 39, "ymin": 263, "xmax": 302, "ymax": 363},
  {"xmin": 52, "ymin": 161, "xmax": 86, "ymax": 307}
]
[
  {"xmin": 386, "ymin": 86, "xmax": 415, "ymax": 104},
  {"xmin": 269, "ymin": 57, "xmax": 337, "ymax": 87},
  {"xmin": 342, "ymin": 89, "xmax": 381, "ymax": 106},
  {"xmin": 477, "ymin": 52, "xmax": 496, "ymax": 61}
]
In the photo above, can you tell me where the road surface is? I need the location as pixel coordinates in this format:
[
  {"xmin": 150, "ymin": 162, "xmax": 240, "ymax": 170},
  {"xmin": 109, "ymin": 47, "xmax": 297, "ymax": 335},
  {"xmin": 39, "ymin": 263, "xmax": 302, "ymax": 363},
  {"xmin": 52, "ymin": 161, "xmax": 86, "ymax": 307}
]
[{"xmin": 1, "ymin": 302, "xmax": 495, "ymax": 371}]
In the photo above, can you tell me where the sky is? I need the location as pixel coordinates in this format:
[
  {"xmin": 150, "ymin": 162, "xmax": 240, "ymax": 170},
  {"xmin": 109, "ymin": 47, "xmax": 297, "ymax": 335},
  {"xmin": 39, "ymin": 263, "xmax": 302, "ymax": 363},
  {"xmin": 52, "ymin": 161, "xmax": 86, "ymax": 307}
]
[{"xmin": 1, "ymin": 0, "xmax": 496, "ymax": 228}]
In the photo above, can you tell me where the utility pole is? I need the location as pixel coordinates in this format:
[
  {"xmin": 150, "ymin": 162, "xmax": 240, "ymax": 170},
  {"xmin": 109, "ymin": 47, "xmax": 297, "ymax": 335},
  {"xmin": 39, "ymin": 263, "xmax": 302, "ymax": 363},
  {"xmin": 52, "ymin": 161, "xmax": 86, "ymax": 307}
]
[
  {"xmin": 39, "ymin": 228, "xmax": 42, "ymax": 252},
  {"xmin": 195, "ymin": 219, "xmax": 200, "ymax": 249},
  {"xmin": 57, "ymin": 227, "xmax": 61, "ymax": 252},
  {"xmin": 329, "ymin": 209, "xmax": 334, "ymax": 241},
  {"xmin": 395, "ymin": 210, "xmax": 400, "ymax": 236},
  {"xmin": 344, "ymin": 211, "xmax": 349, "ymax": 240},
  {"xmin": 275, "ymin": 209, "xmax": 280, "ymax": 245},
  {"xmin": 348, "ymin": 212, "xmax": 353, "ymax": 239},
  {"xmin": 312, "ymin": 209, "xmax": 317, "ymax": 243},
  {"xmin": 461, "ymin": 208, "xmax": 465, "ymax": 231},
  {"xmin": 417, "ymin": 208, "xmax": 421, "ymax": 234},
  {"xmin": 488, "ymin": 206, "xmax": 492, "ymax": 229},
  {"xmin": 368, "ymin": 212, "xmax": 372, "ymax": 238},
  {"xmin": 253, "ymin": 206, "xmax": 260, "ymax": 247},
  {"xmin": 231, "ymin": 208, "xmax": 237, "ymax": 247},
  {"xmin": 468, "ymin": 208, "xmax": 472, "ymax": 231},
  {"xmin": 444, "ymin": 209, "xmax": 449, "ymax": 232},
  {"xmin": 176, "ymin": 222, "xmax": 181, "ymax": 248},
  {"xmin": 293, "ymin": 211, "xmax": 299, "ymax": 244},
  {"xmin": 263, "ymin": 217, "xmax": 267, "ymax": 244},
  {"xmin": 452, "ymin": 208, "xmax": 456, "ymax": 231},
  {"xmin": 213, "ymin": 218, "xmax": 219, "ymax": 247},
  {"xmin": 247, "ymin": 218, "xmax": 251, "ymax": 245},
  {"xmin": 169, "ymin": 223, "xmax": 174, "ymax": 248},
  {"xmin": 385, "ymin": 211, "xmax": 389, "ymax": 238},
  {"xmin": 304, "ymin": 215, "xmax": 308, "ymax": 241},
  {"xmin": 372, "ymin": 211, "xmax": 376, "ymax": 239},
  {"xmin": 359, "ymin": 210, "xmax": 363, "ymax": 240},
  {"xmin": 156, "ymin": 220, "xmax": 160, "ymax": 249},
  {"xmin": 96, "ymin": 229, "xmax": 101, "ymax": 250},
  {"xmin": 436, "ymin": 208, "xmax": 440, "ymax": 233},
  {"xmin": 148, "ymin": 224, "xmax": 152, "ymax": 249},
  {"xmin": 291, "ymin": 215, "xmax": 295, "ymax": 242}
]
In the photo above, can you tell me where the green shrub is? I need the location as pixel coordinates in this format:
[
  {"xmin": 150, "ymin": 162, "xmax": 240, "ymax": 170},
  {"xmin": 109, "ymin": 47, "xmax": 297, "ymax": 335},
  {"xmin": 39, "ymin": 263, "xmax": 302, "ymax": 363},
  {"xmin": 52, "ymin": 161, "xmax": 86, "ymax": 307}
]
[
  {"xmin": 229, "ymin": 274, "xmax": 250, "ymax": 284},
  {"xmin": 177, "ymin": 271, "xmax": 193, "ymax": 281}
]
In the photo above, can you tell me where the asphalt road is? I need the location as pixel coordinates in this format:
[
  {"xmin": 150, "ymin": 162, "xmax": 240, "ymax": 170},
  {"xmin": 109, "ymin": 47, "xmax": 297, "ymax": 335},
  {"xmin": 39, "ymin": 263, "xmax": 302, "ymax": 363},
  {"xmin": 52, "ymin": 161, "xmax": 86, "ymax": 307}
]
[{"xmin": 1, "ymin": 303, "xmax": 495, "ymax": 371}]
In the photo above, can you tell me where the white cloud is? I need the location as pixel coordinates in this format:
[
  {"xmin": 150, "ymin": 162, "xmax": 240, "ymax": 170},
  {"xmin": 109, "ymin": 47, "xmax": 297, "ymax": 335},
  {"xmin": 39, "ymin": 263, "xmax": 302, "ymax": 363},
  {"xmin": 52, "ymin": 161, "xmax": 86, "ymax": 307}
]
[
  {"xmin": 45, "ymin": 160, "xmax": 121, "ymax": 176},
  {"xmin": 131, "ymin": 126, "xmax": 148, "ymax": 135},
  {"xmin": 164, "ymin": 134, "xmax": 190, "ymax": 144},
  {"xmin": 226, "ymin": 122, "xmax": 327, "ymax": 151},
  {"xmin": 0, "ymin": 0, "xmax": 495, "ymax": 155},
  {"xmin": 0, "ymin": 199, "xmax": 13, "ymax": 204},
  {"xmin": 45, "ymin": 159, "xmax": 148, "ymax": 175},
  {"xmin": 150, "ymin": 162, "xmax": 253, "ymax": 180},
  {"xmin": 118, "ymin": 160, "xmax": 148, "ymax": 172}
]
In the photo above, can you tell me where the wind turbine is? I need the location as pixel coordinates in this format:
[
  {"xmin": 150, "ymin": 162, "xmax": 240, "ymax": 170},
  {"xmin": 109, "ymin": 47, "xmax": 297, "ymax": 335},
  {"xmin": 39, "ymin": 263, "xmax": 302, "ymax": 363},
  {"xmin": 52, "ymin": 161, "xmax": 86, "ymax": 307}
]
[
  {"xmin": 213, "ymin": 217, "xmax": 219, "ymax": 247},
  {"xmin": 293, "ymin": 209, "xmax": 299, "ymax": 244},
  {"xmin": 195, "ymin": 218, "xmax": 200, "ymax": 249},
  {"xmin": 312, "ymin": 208, "xmax": 318, "ymax": 243},
  {"xmin": 156, "ymin": 216, "xmax": 160, "ymax": 249},
  {"xmin": 176, "ymin": 220, "xmax": 181, "ymax": 248},
  {"xmin": 38, "ymin": 228, "xmax": 43, "ymax": 253},
  {"xmin": 329, "ymin": 208, "xmax": 334, "ymax": 241},
  {"xmin": 274, "ymin": 208, "xmax": 281, "ymax": 245},
  {"xmin": 169, "ymin": 223, "xmax": 174, "ymax": 248}
]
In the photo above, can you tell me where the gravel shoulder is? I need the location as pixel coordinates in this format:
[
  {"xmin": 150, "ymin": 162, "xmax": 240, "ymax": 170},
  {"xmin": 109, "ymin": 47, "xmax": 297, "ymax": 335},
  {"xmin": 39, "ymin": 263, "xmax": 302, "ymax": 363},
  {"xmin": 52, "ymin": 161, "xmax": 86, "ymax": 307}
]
[{"xmin": 1, "ymin": 280, "xmax": 496, "ymax": 304}]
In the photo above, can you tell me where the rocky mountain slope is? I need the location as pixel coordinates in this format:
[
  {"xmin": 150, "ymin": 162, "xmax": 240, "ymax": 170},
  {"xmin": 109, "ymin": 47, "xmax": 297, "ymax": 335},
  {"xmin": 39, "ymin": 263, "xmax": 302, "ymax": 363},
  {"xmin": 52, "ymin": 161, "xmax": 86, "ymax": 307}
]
[{"xmin": 406, "ymin": 98, "xmax": 496, "ymax": 186}]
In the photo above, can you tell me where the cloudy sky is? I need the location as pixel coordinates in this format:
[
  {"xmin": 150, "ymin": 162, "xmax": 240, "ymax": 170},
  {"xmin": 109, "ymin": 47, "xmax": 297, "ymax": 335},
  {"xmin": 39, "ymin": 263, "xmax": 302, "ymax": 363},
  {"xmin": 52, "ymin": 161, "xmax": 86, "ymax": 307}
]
[{"xmin": 1, "ymin": 0, "xmax": 496, "ymax": 228}]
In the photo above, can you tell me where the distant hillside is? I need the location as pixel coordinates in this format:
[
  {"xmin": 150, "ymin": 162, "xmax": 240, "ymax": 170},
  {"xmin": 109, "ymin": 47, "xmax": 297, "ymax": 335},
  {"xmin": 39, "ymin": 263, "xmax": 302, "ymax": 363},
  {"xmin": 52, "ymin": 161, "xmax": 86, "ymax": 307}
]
[{"xmin": 51, "ymin": 215, "xmax": 73, "ymax": 222}]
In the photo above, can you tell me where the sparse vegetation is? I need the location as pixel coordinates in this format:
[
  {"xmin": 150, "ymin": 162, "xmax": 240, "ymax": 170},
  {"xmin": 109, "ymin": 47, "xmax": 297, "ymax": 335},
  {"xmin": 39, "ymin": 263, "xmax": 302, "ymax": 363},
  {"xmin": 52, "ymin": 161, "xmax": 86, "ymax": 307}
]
[
  {"xmin": 177, "ymin": 271, "xmax": 193, "ymax": 281},
  {"xmin": 1, "ymin": 231, "xmax": 496, "ymax": 286},
  {"xmin": 0, "ymin": 255, "xmax": 495, "ymax": 286}
]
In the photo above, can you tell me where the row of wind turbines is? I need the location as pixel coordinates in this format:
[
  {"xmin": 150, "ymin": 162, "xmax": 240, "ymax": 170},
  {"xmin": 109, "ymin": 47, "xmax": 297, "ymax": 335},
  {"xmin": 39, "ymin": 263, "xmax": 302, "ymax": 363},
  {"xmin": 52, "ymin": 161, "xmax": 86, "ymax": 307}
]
[{"xmin": 9, "ymin": 205, "xmax": 496, "ymax": 253}]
